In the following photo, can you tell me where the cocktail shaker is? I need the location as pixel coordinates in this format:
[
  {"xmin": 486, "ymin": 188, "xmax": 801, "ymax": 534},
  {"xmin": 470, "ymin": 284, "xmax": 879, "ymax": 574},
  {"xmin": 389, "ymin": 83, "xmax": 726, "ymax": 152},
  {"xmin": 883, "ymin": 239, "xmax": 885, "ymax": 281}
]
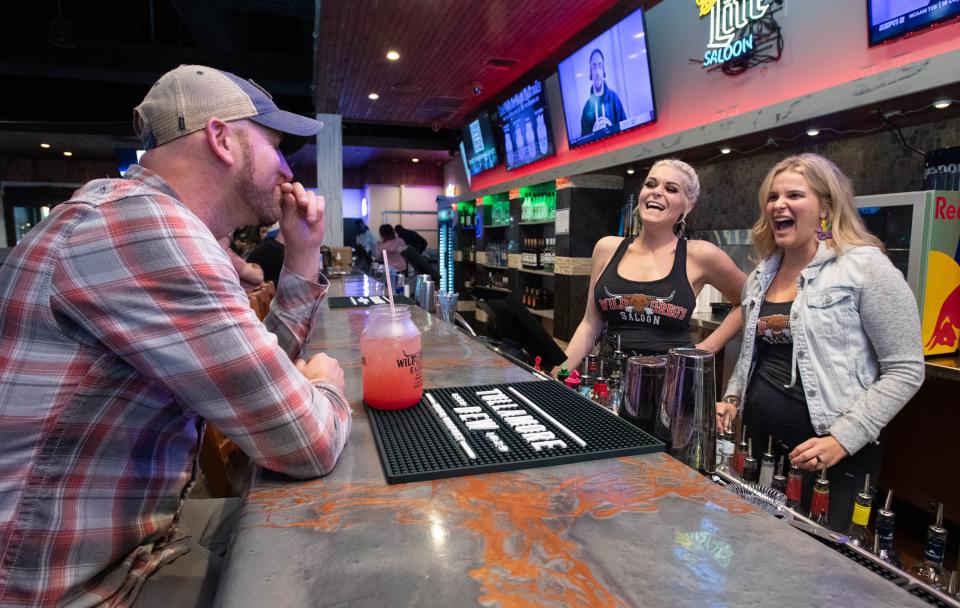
[
  {"xmin": 622, "ymin": 355, "xmax": 666, "ymax": 433},
  {"xmin": 661, "ymin": 348, "xmax": 717, "ymax": 474}
]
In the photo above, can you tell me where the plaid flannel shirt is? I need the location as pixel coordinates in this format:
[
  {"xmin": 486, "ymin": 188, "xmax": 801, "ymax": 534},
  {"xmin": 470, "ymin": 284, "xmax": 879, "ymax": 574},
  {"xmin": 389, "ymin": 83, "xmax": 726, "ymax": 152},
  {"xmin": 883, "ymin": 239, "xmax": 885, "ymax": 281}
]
[{"xmin": 0, "ymin": 166, "xmax": 352, "ymax": 606}]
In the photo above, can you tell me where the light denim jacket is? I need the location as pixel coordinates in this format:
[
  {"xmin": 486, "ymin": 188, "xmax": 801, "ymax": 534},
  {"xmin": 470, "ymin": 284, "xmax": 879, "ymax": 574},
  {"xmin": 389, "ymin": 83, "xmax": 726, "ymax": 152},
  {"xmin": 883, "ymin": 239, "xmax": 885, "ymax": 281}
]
[{"xmin": 724, "ymin": 243, "xmax": 924, "ymax": 455}]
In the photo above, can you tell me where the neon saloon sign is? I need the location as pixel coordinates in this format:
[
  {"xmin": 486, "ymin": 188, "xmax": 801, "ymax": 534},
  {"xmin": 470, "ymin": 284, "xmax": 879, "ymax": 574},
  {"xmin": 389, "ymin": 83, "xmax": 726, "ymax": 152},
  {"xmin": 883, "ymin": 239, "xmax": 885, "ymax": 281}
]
[{"xmin": 697, "ymin": 0, "xmax": 772, "ymax": 68}]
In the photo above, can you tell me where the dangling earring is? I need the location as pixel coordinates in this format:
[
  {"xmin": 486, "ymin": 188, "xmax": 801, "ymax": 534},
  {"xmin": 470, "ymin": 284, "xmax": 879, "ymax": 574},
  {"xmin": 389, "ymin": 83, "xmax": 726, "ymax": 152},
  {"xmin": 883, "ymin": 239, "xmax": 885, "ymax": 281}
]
[
  {"xmin": 816, "ymin": 212, "xmax": 832, "ymax": 241},
  {"xmin": 674, "ymin": 214, "xmax": 686, "ymax": 238}
]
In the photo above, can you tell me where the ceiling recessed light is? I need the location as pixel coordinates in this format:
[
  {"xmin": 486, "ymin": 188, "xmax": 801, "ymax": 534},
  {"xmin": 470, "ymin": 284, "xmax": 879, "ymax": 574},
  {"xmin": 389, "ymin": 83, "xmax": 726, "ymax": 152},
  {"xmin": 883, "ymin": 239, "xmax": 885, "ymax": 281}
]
[
  {"xmin": 720, "ymin": 147, "xmax": 732, "ymax": 154},
  {"xmin": 368, "ymin": 92, "xmax": 380, "ymax": 100},
  {"xmin": 63, "ymin": 151, "xmax": 73, "ymax": 157},
  {"xmin": 386, "ymin": 50, "xmax": 400, "ymax": 61},
  {"xmin": 626, "ymin": 168, "xmax": 635, "ymax": 175},
  {"xmin": 40, "ymin": 143, "xmax": 51, "ymax": 149},
  {"xmin": 806, "ymin": 128, "xmax": 820, "ymax": 137},
  {"xmin": 933, "ymin": 99, "xmax": 952, "ymax": 109},
  {"xmin": 411, "ymin": 158, "xmax": 420, "ymax": 163}
]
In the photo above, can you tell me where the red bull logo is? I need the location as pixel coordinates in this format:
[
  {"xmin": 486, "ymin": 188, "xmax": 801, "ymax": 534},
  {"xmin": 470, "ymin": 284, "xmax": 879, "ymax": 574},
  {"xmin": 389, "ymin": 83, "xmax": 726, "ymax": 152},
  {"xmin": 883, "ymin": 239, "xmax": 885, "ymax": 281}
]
[{"xmin": 926, "ymin": 284, "xmax": 960, "ymax": 351}]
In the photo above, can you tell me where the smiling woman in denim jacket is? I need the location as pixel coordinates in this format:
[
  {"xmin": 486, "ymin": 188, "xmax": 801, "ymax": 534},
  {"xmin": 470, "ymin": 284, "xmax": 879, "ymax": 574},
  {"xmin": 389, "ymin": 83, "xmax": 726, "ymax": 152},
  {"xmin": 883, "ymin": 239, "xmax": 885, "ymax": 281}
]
[{"xmin": 716, "ymin": 154, "xmax": 924, "ymax": 531}]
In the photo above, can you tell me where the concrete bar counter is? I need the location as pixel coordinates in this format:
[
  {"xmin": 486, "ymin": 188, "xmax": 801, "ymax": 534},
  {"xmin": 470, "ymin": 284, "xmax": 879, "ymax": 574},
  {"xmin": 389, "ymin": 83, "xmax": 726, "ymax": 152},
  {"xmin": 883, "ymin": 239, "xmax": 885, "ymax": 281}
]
[{"xmin": 214, "ymin": 274, "xmax": 927, "ymax": 607}]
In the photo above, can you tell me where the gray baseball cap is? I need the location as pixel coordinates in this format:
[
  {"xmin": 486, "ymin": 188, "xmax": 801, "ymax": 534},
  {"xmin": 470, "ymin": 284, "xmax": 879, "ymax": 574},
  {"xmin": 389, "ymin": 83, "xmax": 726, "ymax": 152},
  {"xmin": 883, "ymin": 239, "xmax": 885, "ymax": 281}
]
[{"xmin": 133, "ymin": 64, "xmax": 321, "ymax": 149}]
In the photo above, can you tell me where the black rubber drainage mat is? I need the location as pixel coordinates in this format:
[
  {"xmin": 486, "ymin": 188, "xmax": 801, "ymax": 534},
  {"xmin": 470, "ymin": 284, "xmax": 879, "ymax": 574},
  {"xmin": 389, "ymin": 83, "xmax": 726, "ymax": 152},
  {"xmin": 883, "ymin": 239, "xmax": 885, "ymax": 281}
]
[{"xmin": 366, "ymin": 380, "xmax": 664, "ymax": 484}]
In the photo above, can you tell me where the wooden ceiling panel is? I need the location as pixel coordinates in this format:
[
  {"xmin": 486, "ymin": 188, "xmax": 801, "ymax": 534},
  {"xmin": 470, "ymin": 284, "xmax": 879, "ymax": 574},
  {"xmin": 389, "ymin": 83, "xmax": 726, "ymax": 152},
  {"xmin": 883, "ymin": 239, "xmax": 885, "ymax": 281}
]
[{"xmin": 314, "ymin": 0, "xmax": 627, "ymax": 129}]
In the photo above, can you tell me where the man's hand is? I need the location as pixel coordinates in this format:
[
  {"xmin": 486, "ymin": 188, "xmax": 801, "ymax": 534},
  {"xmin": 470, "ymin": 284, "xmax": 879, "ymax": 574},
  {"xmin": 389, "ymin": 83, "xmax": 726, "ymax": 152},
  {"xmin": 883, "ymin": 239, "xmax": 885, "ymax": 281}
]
[
  {"xmin": 789, "ymin": 436, "xmax": 848, "ymax": 472},
  {"xmin": 296, "ymin": 353, "xmax": 345, "ymax": 394},
  {"xmin": 279, "ymin": 182, "xmax": 323, "ymax": 279},
  {"xmin": 592, "ymin": 115, "xmax": 613, "ymax": 132}
]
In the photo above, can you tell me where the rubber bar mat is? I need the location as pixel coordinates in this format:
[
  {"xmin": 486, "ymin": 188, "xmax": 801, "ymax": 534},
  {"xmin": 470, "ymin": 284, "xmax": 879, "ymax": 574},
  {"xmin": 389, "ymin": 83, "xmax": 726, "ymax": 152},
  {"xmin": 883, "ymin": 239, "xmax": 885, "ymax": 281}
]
[
  {"xmin": 328, "ymin": 295, "xmax": 417, "ymax": 308},
  {"xmin": 812, "ymin": 536, "xmax": 955, "ymax": 607},
  {"xmin": 366, "ymin": 380, "xmax": 664, "ymax": 484}
]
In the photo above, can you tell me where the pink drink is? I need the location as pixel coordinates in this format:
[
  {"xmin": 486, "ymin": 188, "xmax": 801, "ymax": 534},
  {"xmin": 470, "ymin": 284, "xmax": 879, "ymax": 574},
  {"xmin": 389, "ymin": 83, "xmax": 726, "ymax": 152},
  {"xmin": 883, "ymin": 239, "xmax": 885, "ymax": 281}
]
[
  {"xmin": 362, "ymin": 335, "xmax": 423, "ymax": 409},
  {"xmin": 361, "ymin": 305, "xmax": 423, "ymax": 410}
]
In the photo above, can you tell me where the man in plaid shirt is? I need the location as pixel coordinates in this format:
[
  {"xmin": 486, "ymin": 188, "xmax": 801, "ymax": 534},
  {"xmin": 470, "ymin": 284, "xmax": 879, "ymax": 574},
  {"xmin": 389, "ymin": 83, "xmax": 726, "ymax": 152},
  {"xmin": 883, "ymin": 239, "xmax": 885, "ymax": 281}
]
[{"xmin": 0, "ymin": 66, "xmax": 352, "ymax": 606}]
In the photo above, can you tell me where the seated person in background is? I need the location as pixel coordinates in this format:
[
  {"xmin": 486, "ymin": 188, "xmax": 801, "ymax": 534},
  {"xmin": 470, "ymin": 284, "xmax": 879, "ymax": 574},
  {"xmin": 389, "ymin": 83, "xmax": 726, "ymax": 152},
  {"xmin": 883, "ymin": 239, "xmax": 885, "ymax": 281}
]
[
  {"xmin": 219, "ymin": 235, "xmax": 264, "ymax": 289},
  {"xmin": 247, "ymin": 222, "xmax": 286, "ymax": 286},
  {"xmin": 355, "ymin": 219, "xmax": 377, "ymax": 256},
  {"xmin": 716, "ymin": 153, "xmax": 924, "ymax": 531},
  {"xmin": 395, "ymin": 223, "xmax": 428, "ymax": 254},
  {"xmin": 231, "ymin": 225, "xmax": 263, "ymax": 258},
  {"xmin": 560, "ymin": 159, "xmax": 745, "ymax": 373},
  {"xmin": 0, "ymin": 64, "xmax": 352, "ymax": 606},
  {"xmin": 375, "ymin": 223, "xmax": 409, "ymax": 272}
]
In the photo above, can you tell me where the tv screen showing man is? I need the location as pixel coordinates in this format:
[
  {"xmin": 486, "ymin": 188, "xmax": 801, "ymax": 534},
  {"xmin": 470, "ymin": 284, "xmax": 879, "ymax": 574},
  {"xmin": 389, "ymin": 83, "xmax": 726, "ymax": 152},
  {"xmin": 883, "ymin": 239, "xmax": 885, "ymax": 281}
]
[{"xmin": 557, "ymin": 7, "xmax": 656, "ymax": 148}]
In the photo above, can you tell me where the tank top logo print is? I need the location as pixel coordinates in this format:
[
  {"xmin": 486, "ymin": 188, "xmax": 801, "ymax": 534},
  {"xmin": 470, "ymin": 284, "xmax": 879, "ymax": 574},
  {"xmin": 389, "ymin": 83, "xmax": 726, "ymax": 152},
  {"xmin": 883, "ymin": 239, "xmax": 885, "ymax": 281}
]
[
  {"xmin": 757, "ymin": 314, "xmax": 792, "ymax": 344},
  {"xmin": 598, "ymin": 287, "xmax": 690, "ymax": 326}
]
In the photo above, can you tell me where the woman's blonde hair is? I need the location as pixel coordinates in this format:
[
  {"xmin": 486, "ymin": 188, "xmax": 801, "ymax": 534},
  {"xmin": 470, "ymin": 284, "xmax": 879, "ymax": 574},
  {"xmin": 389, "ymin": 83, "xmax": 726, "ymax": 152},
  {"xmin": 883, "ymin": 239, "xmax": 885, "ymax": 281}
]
[{"xmin": 752, "ymin": 153, "xmax": 882, "ymax": 258}]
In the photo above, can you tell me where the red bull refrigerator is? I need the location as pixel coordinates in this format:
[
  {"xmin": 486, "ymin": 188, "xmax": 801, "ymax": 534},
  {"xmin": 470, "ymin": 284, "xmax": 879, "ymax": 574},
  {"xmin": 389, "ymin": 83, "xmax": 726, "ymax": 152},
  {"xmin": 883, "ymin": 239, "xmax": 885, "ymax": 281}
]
[{"xmin": 855, "ymin": 190, "xmax": 960, "ymax": 356}]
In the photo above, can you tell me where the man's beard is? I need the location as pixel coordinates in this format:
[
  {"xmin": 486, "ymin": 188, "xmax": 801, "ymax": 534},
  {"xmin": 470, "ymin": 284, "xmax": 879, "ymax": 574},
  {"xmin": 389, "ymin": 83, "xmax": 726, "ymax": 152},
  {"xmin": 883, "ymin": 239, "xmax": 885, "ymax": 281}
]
[{"xmin": 237, "ymin": 132, "xmax": 281, "ymax": 226}]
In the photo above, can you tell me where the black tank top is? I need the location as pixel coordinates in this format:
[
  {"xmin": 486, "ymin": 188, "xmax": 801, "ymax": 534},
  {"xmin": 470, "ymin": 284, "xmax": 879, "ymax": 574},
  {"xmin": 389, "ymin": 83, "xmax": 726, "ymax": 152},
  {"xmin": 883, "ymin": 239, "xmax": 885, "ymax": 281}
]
[
  {"xmin": 594, "ymin": 237, "xmax": 696, "ymax": 356},
  {"xmin": 751, "ymin": 299, "xmax": 805, "ymax": 402}
]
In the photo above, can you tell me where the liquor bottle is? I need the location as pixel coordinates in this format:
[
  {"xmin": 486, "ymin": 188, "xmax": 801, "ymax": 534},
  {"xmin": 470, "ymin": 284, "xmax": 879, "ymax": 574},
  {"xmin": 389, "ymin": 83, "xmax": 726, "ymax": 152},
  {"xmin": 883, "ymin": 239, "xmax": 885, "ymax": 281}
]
[
  {"xmin": 910, "ymin": 503, "xmax": 947, "ymax": 587},
  {"xmin": 557, "ymin": 364, "xmax": 571, "ymax": 384},
  {"xmin": 785, "ymin": 462, "xmax": 803, "ymax": 510},
  {"xmin": 732, "ymin": 425, "xmax": 748, "ymax": 476},
  {"xmin": 578, "ymin": 364, "xmax": 594, "ymax": 399},
  {"xmin": 771, "ymin": 455, "xmax": 787, "ymax": 493},
  {"xmin": 741, "ymin": 438, "xmax": 759, "ymax": 483},
  {"xmin": 584, "ymin": 353, "xmax": 599, "ymax": 378},
  {"xmin": 758, "ymin": 435, "xmax": 776, "ymax": 488},
  {"xmin": 521, "ymin": 192, "xmax": 532, "ymax": 222},
  {"xmin": 608, "ymin": 368, "xmax": 623, "ymax": 414},
  {"xmin": 845, "ymin": 473, "xmax": 874, "ymax": 548},
  {"xmin": 716, "ymin": 428, "xmax": 735, "ymax": 474},
  {"xmin": 809, "ymin": 463, "xmax": 830, "ymax": 526},
  {"xmin": 873, "ymin": 489, "xmax": 902, "ymax": 569}
]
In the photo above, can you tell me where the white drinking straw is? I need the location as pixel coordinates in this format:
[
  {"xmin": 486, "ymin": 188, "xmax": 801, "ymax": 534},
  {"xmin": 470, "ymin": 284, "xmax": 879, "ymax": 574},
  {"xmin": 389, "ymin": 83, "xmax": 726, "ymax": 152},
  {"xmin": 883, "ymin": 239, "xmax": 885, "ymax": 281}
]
[{"xmin": 382, "ymin": 250, "xmax": 396, "ymax": 317}]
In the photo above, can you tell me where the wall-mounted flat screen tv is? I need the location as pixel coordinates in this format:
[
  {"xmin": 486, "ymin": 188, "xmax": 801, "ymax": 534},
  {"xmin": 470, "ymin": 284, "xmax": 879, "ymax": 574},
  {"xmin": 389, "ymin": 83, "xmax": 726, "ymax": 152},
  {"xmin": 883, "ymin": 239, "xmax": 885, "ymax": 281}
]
[
  {"xmin": 868, "ymin": 0, "xmax": 960, "ymax": 46},
  {"xmin": 460, "ymin": 112, "xmax": 499, "ymax": 176},
  {"xmin": 497, "ymin": 79, "xmax": 556, "ymax": 170},
  {"xmin": 557, "ymin": 7, "xmax": 656, "ymax": 148}
]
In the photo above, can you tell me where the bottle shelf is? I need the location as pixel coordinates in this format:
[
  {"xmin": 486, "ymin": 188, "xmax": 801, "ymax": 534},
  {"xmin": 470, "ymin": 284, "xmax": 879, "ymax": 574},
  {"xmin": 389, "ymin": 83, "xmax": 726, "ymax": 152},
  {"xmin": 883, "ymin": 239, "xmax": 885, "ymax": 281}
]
[
  {"xmin": 519, "ymin": 268, "xmax": 554, "ymax": 276},
  {"xmin": 481, "ymin": 285, "xmax": 511, "ymax": 293},
  {"xmin": 527, "ymin": 307, "xmax": 554, "ymax": 319},
  {"xmin": 519, "ymin": 219, "xmax": 556, "ymax": 226},
  {"xmin": 485, "ymin": 223, "xmax": 510, "ymax": 229},
  {"xmin": 483, "ymin": 263, "xmax": 510, "ymax": 270}
]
